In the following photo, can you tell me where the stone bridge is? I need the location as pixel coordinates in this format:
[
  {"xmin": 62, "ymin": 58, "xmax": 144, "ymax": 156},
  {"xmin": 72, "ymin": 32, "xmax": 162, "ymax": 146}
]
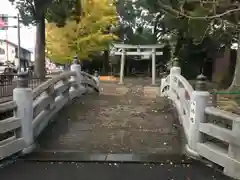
[{"xmin": 0, "ymin": 62, "xmax": 239, "ymax": 180}]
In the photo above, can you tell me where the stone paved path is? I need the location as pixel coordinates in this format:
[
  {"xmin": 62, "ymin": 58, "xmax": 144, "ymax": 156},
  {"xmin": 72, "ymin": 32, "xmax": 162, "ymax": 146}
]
[
  {"xmin": 0, "ymin": 79, "xmax": 234, "ymax": 180},
  {"xmin": 34, "ymin": 79, "xmax": 182, "ymax": 155}
]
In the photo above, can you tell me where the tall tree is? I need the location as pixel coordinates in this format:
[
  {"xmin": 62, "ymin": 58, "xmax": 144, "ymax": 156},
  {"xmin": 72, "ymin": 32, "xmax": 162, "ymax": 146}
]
[
  {"xmin": 46, "ymin": 0, "xmax": 118, "ymax": 64},
  {"xmin": 144, "ymin": 0, "xmax": 240, "ymax": 86},
  {"xmin": 9, "ymin": 0, "xmax": 80, "ymax": 79}
]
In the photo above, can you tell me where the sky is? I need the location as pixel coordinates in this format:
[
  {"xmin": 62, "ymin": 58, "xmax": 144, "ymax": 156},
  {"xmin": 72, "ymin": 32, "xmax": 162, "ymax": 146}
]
[{"xmin": 0, "ymin": 0, "xmax": 36, "ymax": 52}]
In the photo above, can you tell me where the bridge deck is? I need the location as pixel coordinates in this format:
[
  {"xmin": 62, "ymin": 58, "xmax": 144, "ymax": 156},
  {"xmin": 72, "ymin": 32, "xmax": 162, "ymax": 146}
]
[
  {"xmin": 29, "ymin": 79, "xmax": 183, "ymax": 160},
  {"xmin": 0, "ymin": 79, "xmax": 234, "ymax": 179}
]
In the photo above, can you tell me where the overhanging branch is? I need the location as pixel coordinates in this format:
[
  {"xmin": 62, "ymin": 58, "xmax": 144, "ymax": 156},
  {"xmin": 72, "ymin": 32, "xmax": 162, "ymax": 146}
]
[{"xmin": 157, "ymin": 0, "xmax": 240, "ymax": 20}]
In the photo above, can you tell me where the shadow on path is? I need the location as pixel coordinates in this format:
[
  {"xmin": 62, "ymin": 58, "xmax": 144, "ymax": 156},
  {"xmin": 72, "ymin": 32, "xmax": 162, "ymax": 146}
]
[{"xmin": 0, "ymin": 161, "xmax": 233, "ymax": 180}]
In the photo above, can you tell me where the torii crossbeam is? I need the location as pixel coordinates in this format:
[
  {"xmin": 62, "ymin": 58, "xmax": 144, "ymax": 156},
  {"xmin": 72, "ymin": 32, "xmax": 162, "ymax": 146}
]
[{"xmin": 112, "ymin": 43, "xmax": 163, "ymax": 85}]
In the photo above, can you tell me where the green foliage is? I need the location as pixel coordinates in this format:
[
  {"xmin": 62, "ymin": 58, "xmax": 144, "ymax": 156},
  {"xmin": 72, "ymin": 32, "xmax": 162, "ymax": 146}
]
[
  {"xmin": 9, "ymin": 0, "xmax": 50, "ymax": 24},
  {"xmin": 115, "ymin": 0, "xmax": 160, "ymax": 44},
  {"xmin": 46, "ymin": 0, "xmax": 118, "ymax": 64},
  {"xmin": 187, "ymin": 7, "xmax": 210, "ymax": 43},
  {"xmin": 46, "ymin": 0, "xmax": 82, "ymax": 27},
  {"xmin": 9, "ymin": 0, "xmax": 80, "ymax": 25}
]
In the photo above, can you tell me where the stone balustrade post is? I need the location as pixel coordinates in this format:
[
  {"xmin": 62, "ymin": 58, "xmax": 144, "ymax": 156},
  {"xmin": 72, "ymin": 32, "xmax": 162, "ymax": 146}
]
[
  {"xmin": 119, "ymin": 49, "xmax": 126, "ymax": 84},
  {"xmin": 151, "ymin": 48, "xmax": 156, "ymax": 85},
  {"xmin": 13, "ymin": 72, "xmax": 35, "ymax": 154},
  {"xmin": 93, "ymin": 70, "xmax": 100, "ymax": 87},
  {"xmin": 188, "ymin": 74, "xmax": 210, "ymax": 155},
  {"xmin": 70, "ymin": 55, "xmax": 85, "ymax": 94},
  {"xmin": 169, "ymin": 58, "xmax": 181, "ymax": 98}
]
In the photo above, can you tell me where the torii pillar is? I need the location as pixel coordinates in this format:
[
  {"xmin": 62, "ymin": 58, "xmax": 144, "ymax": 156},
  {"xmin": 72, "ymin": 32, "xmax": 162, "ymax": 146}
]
[
  {"xmin": 151, "ymin": 48, "xmax": 156, "ymax": 85},
  {"xmin": 119, "ymin": 49, "xmax": 126, "ymax": 84}
]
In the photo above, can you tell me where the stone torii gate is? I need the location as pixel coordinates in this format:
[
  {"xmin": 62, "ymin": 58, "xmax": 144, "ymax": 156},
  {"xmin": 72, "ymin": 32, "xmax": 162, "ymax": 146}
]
[{"xmin": 112, "ymin": 44, "xmax": 163, "ymax": 85}]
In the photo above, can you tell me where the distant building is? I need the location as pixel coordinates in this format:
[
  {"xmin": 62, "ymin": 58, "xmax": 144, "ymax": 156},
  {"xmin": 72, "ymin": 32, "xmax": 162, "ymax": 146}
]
[{"xmin": 0, "ymin": 39, "xmax": 32, "ymax": 69}]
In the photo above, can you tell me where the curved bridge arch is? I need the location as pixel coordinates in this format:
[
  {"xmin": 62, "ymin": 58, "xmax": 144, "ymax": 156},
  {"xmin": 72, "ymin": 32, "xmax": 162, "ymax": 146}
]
[
  {"xmin": 161, "ymin": 72, "xmax": 194, "ymax": 147},
  {"xmin": 80, "ymin": 71, "xmax": 99, "ymax": 93},
  {"xmin": 1, "ymin": 62, "xmax": 240, "ymax": 179},
  {"xmin": 161, "ymin": 65, "xmax": 240, "ymax": 180},
  {"xmin": 0, "ymin": 63, "xmax": 99, "ymax": 160}
]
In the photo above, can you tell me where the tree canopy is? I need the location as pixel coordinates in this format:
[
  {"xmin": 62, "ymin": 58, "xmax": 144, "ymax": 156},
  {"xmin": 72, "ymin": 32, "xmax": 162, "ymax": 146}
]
[
  {"xmin": 9, "ymin": 0, "xmax": 81, "ymax": 79},
  {"xmin": 114, "ymin": 0, "xmax": 159, "ymax": 44},
  {"xmin": 9, "ymin": 0, "xmax": 78, "ymax": 25},
  {"xmin": 115, "ymin": 0, "xmax": 240, "ymax": 85},
  {"xmin": 46, "ymin": 0, "xmax": 118, "ymax": 64},
  {"xmin": 149, "ymin": 0, "xmax": 240, "ymax": 86},
  {"xmin": 10, "ymin": 0, "xmax": 240, "ymax": 86}
]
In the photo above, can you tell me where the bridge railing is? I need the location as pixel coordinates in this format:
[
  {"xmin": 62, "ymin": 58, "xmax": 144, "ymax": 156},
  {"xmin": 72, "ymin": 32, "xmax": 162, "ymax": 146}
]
[
  {"xmin": 199, "ymin": 106, "xmax": 240, "ymax": 178},
  {"xmin": 161, "ymin": 66, "xmax": 194, "ymax": 142},
  {"xmin": 0, "ymin": 101, "xmax": 25, "ymax": 160},
  {"xmin": 32, "ymin": 71, "xmax": 77, "ymax": 138},
  {"xmin": 161, "ymin": 63, "xmax": 240, "ymax": 179},
  {"xmin": 0, "ymin": 62, "xmax": 99, "ymax": 160}
]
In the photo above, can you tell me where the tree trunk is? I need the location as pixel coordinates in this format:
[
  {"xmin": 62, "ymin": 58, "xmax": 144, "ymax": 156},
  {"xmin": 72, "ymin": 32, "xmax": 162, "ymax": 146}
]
[
  {"xmin": 153, "ymin": 14, "xmax": 161, "ymax": 44},
  {"xmin": 153, "ymin": 21, "xmax": 158, "ymax": 43},
  {"xmin": 35, "ymin": 13, "xmax": 46, "ymax": 80},
  {"xmin": 228, "ymin": 34, "xmax": 240, "ymax": 90}
]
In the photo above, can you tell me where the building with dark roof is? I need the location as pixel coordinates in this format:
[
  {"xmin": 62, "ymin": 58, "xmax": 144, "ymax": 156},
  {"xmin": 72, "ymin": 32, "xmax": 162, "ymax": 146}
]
[{"xmin": 0, "ymin": 39, "xmax": 32, "ymax": 68}]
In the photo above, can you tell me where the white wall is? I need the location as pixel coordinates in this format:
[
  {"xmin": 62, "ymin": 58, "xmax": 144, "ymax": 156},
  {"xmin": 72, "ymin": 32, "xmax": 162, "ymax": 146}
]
[
  {"xmin": 0, "ymin": 0, "xmax": 36, "ymax": 51},
  {"xmin": 0, "ymin": 41, "xmax": 17, "ymax": 64},
  {"xmin": 0, "ymin": 41, "xmax": 31, "ymax": 67}
]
